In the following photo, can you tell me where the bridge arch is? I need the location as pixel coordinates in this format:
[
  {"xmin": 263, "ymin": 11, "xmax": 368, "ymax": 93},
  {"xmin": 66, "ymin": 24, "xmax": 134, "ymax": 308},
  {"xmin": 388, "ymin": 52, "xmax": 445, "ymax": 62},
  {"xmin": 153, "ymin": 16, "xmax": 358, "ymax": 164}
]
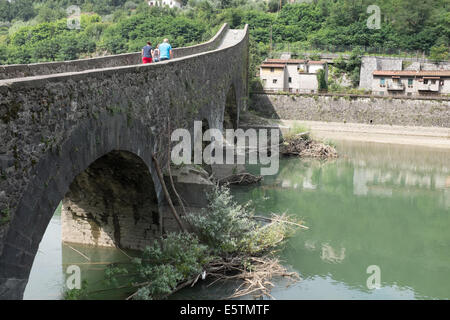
[
  {"xmin": 0, "ymin": 113, "xmax": 162, "ymax": 299},
  {"xmin": 62, "ymin": 149, "xmax": 160, "ymax": 249}
]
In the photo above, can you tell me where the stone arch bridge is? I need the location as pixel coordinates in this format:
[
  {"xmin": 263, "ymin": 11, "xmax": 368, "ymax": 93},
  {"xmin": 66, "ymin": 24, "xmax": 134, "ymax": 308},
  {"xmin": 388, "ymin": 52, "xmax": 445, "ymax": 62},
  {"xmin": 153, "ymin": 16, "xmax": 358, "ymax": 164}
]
[{"xmin": 0, "ymin": 23, "xmax": 249, "ymax": 299}]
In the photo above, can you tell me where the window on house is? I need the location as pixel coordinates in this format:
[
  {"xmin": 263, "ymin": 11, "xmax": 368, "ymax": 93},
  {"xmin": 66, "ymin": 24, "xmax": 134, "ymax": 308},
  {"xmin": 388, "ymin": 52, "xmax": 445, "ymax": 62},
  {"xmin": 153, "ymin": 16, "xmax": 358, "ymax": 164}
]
[
  {"xmin": 408, "ymin": 79, "xmax": 413, "ymax": 88},
  {"xmin": 273, "ymin": 79, "xmax": 277, "ymax": 84},
  {"xmin": 288, "ymin": 77, "xmax": 292, "ymax": 83},
  {"xmin": 380, "ymin": 78, "xmax": 385, "ymax": 87},
  {"xmin": 431, "ymin": 79, "xmax": 436, "ymax": 84},
  {"xmin": 424, "ymin": 79, "xmax": 428, "ymax": 84},
  {"xmin": 262, "ymin": 79, "xmax": 267, "ymax": 85},
  {"xmin": 270, "ymin": 68, "xmax": 274, "ymax": 73}
]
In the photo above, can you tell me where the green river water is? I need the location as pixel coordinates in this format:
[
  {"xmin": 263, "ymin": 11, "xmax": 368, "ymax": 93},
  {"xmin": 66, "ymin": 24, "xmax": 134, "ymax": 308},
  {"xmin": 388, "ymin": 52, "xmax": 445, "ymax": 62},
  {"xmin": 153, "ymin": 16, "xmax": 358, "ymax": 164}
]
[{"xmin": 24, "ymin": 140, "xmax": 450, "ymax": 300}]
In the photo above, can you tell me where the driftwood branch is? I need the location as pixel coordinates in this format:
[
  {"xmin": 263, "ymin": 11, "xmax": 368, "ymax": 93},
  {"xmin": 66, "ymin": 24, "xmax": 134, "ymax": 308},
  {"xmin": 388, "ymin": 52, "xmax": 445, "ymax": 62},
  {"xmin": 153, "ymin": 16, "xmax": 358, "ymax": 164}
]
[
  {"xmin": 253, "ymin": 215, "xmax": 309, "ymax": 229},
  {"xmin": 218, "ymin": 172, "xmax": 263, "ymax": 185},
  {"xmin": 166, "ymin": 118, "xmax": 190, "ymax": 222},
  {"xmin": 152, "ymin": 154, "xmax": 187, "ymax": 233},
  {"xmin": 66, "ymin": 244, "xmax": 90, "ymax": 261}
]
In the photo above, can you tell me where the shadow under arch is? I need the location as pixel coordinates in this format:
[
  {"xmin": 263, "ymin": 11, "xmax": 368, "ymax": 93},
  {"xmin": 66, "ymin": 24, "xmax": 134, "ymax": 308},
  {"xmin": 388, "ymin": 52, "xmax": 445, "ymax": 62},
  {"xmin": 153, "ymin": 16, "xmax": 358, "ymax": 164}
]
[
  {"xmin": 0, "ymin": 113, "xmax": 162, "ymax": 299},
  {"xmin": 62, "ymin": 150, "xmax": 159, "ymax": 250},
  {"xmin": 224, "ymin": 84, "xmax": 238, "ymax": 130}
]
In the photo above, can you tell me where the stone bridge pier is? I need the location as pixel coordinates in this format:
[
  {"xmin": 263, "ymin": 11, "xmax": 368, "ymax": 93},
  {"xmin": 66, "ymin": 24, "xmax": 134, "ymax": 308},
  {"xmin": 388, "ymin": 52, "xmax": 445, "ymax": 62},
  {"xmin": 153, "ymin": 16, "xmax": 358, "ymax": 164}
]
[{"xmin": 0, "ymin": 23, "xmax": 249, "ymax": 299}]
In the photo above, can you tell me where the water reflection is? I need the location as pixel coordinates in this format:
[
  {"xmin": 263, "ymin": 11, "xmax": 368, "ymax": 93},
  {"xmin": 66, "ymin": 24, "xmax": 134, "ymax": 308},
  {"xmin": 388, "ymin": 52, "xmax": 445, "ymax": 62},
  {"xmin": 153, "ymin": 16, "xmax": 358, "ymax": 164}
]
[
  {"xmin": 25, "ymin": 140, "xmax": 450, "ymax": 300},
  {"xmin": 25, "ymin": 205, "xmax": 134, "ymax": 300},
  {"xmin": 234, "ymin": 140, "xmax": 450, "ymax": 299}
]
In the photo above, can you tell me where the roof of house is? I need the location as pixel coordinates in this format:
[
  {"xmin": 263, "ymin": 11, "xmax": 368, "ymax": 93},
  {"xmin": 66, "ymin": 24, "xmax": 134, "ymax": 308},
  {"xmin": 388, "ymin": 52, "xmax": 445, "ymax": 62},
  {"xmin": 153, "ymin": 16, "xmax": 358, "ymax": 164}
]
[
  {"xmin": 261, "ymin": 63, "xmax": 286, "ymax": 68},
  {"xmin": 373, "ymin": 70, "xmax": 450, "ymax": 77},
  {"xmin": 265, "ymin": 59, "xmax": 306, "ymax": 64},
  {"xmin": 263, "ymin": 59, "xmax": 327, "ymax": 65}
]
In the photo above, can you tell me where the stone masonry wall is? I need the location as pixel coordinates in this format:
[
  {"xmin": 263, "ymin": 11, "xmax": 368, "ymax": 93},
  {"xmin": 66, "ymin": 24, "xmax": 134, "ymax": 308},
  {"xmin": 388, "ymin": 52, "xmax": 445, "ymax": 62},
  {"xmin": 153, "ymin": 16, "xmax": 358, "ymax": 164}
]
[{"xmin": 250, "ymin": 93, "xmax": 450, "ymax": 127}]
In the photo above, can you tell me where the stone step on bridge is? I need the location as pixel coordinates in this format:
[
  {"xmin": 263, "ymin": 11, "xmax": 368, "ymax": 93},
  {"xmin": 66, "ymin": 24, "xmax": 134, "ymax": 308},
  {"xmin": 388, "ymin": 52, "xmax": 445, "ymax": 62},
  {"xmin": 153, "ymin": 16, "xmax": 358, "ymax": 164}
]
[{"xmin": 0, "ymin": 23, "xmax": 249, "ymax": 299}]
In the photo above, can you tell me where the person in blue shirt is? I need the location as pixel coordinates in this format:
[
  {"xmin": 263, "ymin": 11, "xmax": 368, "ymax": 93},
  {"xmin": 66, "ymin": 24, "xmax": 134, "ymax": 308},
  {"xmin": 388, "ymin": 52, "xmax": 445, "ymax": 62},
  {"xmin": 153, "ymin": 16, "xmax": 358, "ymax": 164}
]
[{"xmin": 159, "ymin": 39, "xmax": 173, "ymax": 61}]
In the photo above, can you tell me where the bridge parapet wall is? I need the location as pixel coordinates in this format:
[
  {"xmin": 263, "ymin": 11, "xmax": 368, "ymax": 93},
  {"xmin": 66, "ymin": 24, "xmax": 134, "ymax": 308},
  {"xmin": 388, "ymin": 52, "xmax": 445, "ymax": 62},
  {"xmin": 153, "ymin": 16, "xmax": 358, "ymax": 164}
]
[{"xmin": 0, "ymin": 24, "xmax": 229, "ymax": 80}]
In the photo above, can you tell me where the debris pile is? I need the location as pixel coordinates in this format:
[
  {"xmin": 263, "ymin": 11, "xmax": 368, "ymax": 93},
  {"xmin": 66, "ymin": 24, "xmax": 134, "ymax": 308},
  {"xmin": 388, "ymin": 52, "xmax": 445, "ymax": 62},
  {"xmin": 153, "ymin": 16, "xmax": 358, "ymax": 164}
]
[{"xmin": 280, "ymin": 133, "xmax": 338, "ymax": 159}]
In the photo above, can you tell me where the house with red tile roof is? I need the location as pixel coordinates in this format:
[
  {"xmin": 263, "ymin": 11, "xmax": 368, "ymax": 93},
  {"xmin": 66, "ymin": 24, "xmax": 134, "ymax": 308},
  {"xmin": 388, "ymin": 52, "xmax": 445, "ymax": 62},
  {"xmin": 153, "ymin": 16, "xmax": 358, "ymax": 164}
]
[
  {"xmin": 372, "ymin": 70, "xmax": 450, "ymax": 96},
  {"xmin": 259, "ymin": 59, "xmax": 328, "ymax": 93}
]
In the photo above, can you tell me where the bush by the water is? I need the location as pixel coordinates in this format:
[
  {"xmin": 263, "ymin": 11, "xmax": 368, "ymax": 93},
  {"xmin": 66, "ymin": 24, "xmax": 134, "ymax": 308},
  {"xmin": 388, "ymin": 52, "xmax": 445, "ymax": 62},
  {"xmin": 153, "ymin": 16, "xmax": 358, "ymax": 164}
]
[{"xmin": 100, "ymin": 185, "xmax": 301, "ymax": 300}]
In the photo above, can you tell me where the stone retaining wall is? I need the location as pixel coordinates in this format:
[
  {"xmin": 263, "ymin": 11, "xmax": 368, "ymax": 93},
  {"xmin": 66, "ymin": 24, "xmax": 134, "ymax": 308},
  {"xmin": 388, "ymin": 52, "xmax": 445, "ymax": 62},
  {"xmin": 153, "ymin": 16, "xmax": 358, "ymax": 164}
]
[{"xmin": 250, "ymin": 93, "xmax": 450, "ymax": 127}]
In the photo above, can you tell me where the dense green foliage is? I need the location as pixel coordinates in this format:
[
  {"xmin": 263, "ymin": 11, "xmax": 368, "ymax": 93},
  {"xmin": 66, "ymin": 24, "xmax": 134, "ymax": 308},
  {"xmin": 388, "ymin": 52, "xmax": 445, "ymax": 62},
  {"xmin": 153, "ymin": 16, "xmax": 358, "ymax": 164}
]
[
  {"xmin": 128, "ymin": 233, "xmax": 210, "ymax": 299},
  {"xmin": 188, "ymin": 185, "xmax": 297, "ymax": 255},
  {"xmin": 317, "ymin": 68, "xmax": 327, "ymax": 91},
  {"xmin": 429, "ymin": 44, "xmax": 450, "ymax": 62},
  {"xmin": 331, "ymin": 47, "xmax": 364, "ymax": 88}
]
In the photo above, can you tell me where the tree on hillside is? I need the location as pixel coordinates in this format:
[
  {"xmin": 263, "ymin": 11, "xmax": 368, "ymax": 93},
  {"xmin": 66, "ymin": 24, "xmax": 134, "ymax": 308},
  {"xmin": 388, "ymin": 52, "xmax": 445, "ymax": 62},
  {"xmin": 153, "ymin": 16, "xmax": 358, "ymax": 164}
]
[
  {"xmin": 429, "ymin": 44, "xmax": 449, "ymax": 62},
  {"xmin": 317, "ymin": 69, "xmax": 328, "ymax": 92}
]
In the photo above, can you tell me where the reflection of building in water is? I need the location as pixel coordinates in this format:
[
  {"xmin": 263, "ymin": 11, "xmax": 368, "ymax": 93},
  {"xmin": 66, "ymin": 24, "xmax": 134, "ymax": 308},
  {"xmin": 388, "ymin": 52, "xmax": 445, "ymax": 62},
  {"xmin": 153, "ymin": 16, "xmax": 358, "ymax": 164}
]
[
  {"xmin": 303, "ymin": 167, "xmax": 317, "ymax": 190},
  {"xmin": 440, "ymin": 189, "xmax": 450, "ymax": 209},
  {"xmin": 281, "ymin": 180, "xmax": 291, "ymax": 188},
  {"xmin": 321, "ymin": 243, "xmax": 346, "ymax": 263},
  {"xmin": 352, "ymin": 167, "xmax": 448, "ymax": 197},
  {"xmin": 353, "ymin": 168, "xmax": 370, "ymax": 196},
  {"xmin": 304, "ymin": 240, "xmax": 316, "ymax": 251},
  {"xmin": 303, "ymin": 241, "xmax": 346, "ymax": 263}
]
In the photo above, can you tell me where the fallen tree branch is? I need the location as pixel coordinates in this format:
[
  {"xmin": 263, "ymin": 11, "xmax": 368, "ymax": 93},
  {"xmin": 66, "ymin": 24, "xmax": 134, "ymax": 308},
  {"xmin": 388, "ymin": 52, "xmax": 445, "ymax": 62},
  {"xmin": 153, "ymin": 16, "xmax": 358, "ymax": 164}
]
[
  {"xmin": 152, "ymin": 154, "xmax": 187, "ymax": 233},
  {"xmin": 66, "ymin": 244, "xmax": 90, "ymax": 261},
  {"xmin": 253, "ymin": 215, "xmax": 309, "ymax": 229},
  {"xmin": 166, "ymin": 118, "xmax": 190, "ymax": 221},
  {"xmin": 218, "ymin": 172, "xmax": 263, "ymax": 185}
]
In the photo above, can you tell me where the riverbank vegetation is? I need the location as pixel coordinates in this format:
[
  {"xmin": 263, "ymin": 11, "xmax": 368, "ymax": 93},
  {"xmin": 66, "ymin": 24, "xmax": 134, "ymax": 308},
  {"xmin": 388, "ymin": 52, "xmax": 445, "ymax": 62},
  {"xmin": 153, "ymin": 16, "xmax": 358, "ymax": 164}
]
[
  {"xmin": 90, "ymin": 185, "xmax": 303, "ymax": 300},
  {"xmin": 1, "ymin": 0, "xmax": 448, "ymax": 88}
]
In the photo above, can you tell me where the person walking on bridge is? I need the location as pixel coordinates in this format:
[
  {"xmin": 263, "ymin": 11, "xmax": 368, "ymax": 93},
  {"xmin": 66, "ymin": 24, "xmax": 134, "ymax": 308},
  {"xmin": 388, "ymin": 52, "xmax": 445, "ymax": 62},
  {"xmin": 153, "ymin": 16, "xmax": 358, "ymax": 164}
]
[
  {"xmin": 153, "ymin": 44, "xmax": 160, "ymax": 62},
  {"xmin": 159, "ymin": 38, "xmax": 173, "ymax": 61},
  {"xmin": 142, "ymin": 41, "xmax": 153, "ymax": 64}
]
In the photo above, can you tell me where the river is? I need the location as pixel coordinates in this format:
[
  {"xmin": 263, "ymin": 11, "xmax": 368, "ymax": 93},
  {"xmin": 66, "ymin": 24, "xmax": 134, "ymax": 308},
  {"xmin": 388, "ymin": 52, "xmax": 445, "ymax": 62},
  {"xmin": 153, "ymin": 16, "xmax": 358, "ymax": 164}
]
[{"xmin": 24, "ymin": 140, "xmax": 450, "ymax": 300}]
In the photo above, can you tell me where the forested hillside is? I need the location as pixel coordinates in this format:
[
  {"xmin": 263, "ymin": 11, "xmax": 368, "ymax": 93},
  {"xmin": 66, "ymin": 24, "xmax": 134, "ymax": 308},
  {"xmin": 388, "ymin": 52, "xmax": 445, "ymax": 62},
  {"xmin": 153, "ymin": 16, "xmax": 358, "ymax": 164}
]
[{"xmin": 0, "ymin": 0, "xmax": 448, "ymax": 69}]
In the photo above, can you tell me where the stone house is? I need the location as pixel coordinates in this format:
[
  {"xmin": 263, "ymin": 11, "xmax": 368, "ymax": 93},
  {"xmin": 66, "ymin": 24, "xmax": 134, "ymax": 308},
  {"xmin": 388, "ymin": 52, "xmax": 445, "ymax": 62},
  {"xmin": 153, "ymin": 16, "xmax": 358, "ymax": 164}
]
[
  {"xmin": 148, "ymin": 0, "xmax": 182, "ymax": 8},
  {"xmin": 372, "ymin": 70, "xmax": 450, "ymax": 96},
  {"xmin": 259, "ymin": 59, "xmax": 328, "ymax": 93}
]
